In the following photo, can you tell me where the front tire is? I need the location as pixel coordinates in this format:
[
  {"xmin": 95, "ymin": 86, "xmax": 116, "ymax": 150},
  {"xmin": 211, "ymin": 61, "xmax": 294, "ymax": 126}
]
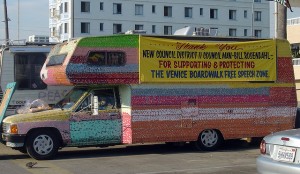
[
  {"xmin": 194, "ymin": 129, "xmax": 223, "ymax": 151},
  {"xmin": 26, "ymin": 130, "xmax": 59, "ymax": 160}
]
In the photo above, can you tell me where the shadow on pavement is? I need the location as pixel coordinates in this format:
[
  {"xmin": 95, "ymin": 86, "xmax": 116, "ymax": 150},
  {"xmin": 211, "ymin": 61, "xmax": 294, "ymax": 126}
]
[{"xmin": 0, "ymin": 138, "xmax": 261, "ymax": 160}]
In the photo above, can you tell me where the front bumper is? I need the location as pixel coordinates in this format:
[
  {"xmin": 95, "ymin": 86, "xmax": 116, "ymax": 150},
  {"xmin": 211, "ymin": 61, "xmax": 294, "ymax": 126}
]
[
  {"xmin": 257, "ymin": 155, "xmax": 300, "ymax": 174},
  {"xmin": 1, "ymin": 133, "xmax": 26, "ymax": 147}
]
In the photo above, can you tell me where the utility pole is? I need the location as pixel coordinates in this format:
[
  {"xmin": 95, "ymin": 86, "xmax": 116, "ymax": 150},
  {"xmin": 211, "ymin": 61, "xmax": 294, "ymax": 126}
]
[
  {"xmin": 3, "ymin": 0, "xmax": 9, "ymax": 45},
  {"xmin": 276, "ymin": 3, "xmax": 287, "ymax": 39}
]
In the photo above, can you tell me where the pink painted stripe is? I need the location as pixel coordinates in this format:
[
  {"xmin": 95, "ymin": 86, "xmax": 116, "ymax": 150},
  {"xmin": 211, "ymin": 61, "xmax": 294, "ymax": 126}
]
[{"xmin": 131, "ymin": 95, "xmax": 269, "ymax": 105}]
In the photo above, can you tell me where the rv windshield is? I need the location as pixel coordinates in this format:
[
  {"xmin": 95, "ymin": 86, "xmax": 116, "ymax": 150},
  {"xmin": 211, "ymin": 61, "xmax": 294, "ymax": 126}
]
[{"xmin": 54, "ymin": 88, "xmax": 87, "ymax": 109}]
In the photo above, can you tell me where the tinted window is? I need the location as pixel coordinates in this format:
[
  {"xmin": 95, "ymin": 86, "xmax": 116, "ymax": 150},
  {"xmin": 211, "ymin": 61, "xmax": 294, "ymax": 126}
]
[
  {"xmin": 46, "ymin": 54, "xmax": 66, "ymax": 66},
  {"xmin": 87, "ymin": 51, "xmax": 126, "ymax": 66},
  {"xmin": 15, "ymin": 53, "xmax": 47, "ymax": 90}
]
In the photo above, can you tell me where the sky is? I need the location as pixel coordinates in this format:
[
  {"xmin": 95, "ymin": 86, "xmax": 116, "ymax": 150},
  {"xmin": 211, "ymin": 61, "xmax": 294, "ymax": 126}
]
[
  {"xmin": 0, "ymin": 0, "xmax": 49, "ymax": 41},
  {"xmin": 0, "ymin": 1, "xmax": 300, "ymax": 41}
]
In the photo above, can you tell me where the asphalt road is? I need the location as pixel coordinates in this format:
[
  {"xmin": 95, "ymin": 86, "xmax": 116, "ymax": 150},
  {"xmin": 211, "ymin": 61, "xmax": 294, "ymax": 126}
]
[{"xmin": 0, "ymin": 140, "xmax": 260, "ymax": 174}]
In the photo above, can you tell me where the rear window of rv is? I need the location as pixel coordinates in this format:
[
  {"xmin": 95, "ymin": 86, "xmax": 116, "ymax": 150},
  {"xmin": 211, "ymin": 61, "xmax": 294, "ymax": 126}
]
[
  {"xmin": 87, "ymin": 51, "xmax": 126, "ymax": 66},
  {"xmin": 46, "ymin": 54, "xmax": 67, "ymax": 66}
]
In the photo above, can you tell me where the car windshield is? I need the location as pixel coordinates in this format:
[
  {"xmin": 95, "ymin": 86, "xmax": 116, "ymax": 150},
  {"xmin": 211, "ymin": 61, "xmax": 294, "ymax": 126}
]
[{"xmin": 54, "ymin": 88, "xmax": 87, "ymax": 109}]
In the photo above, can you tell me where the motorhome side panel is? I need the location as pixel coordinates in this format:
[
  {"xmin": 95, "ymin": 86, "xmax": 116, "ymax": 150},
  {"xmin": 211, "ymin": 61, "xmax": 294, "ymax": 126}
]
[
  {"xmin": 128, "ymin": 38, "xmax": 296, "ymax": 144},
  {"xmin": 128, "ymin": 81, "xmax": 295, "ymax": 144}
]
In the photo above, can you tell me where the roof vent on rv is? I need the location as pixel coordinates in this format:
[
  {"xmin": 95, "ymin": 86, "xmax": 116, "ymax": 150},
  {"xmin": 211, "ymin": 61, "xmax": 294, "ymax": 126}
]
[
  {"xmin": 125, "ymin": 30, "xmax": 147, "ymax": 35},
  {"xmin": 173, "ymin": 26, "xmax": 192, "ymax": 36},
  {"xmin": 173, "ymin": 26, "xmax": 218, "ymax": 36}
]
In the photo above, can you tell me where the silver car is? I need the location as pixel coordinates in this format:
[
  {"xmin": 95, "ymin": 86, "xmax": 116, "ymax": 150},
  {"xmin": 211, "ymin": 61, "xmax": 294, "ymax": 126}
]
[{"xmin": 256, "ymin": 129, "xmax": 300, "ymax": 174}]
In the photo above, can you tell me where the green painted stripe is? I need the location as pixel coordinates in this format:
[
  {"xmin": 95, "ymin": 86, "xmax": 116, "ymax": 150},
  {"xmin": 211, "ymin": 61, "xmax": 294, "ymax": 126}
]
[{"xmin": 77, "ymin": 34, "xmax": 139, "ymax": 48}]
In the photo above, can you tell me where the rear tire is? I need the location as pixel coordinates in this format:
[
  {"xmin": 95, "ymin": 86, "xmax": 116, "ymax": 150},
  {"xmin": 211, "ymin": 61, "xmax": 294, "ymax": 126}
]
[
  {"xmin": 26, "ymin": 130, "xmax": 59, "ymax": 160},
  {"xmin": 194, "ymin": 129, "xmax": 223, "ymax": 151}
]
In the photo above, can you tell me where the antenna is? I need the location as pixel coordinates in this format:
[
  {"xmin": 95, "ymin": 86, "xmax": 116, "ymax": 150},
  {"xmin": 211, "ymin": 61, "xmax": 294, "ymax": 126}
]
[{"xmin": 3, "ymin": 0, "xmax": 9, "ymax": 46}]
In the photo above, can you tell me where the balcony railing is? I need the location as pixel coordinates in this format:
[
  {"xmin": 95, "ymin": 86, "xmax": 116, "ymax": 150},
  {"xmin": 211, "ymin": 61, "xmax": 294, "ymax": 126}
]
[{"xmin": 288, "ymin": 17, "xmax": 300, "ymax": 25}]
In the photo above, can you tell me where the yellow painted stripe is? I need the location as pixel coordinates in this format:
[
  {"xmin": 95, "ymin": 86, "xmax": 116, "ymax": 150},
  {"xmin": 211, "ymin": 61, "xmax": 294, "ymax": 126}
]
[{"xmin": 12, "ymin": 159, "xmax": 74, "ymax": 174}]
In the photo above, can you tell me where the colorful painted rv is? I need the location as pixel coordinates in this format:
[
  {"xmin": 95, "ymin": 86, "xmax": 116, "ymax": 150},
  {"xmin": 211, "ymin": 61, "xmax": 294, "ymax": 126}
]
[
  {"xmin": 1, "ymin": 35, "xmax": 297, "ymax": 160},
  {"xmin": 0, "ymin": 42, "xmax": 71, "ymax": 116}
]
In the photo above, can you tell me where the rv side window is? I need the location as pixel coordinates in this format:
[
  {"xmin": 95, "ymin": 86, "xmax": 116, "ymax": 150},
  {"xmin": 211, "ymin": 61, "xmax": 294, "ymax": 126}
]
[
  {"xmin": 87, "ymin": 51, "xmax": 126, "ymax": 66},
  {"xmin": 15, "ymin": 53, "xmax": 47, "ymax": 90},
  {"xmin": 46, "ymin": 54, "xmax": 67, "ymax": 66}
]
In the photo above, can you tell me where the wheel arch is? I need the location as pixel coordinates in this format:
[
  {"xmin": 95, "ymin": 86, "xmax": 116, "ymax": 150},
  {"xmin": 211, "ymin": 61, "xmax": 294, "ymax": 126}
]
[{"xmin": 26, "ymin": 127, "xmax": 63, "ymax": 147}]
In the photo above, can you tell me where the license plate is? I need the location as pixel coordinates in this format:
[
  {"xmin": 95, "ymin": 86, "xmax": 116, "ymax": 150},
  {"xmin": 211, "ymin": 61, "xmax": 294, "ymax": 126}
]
[{"xmin": 275, "ymin": 146, "xmax": 297, "ymax": 163}]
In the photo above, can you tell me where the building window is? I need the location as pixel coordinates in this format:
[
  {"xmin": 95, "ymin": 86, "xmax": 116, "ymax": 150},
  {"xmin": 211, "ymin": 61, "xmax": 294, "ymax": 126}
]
[
  {"xmin": 244, "ymin": 29, "xmax": 248, "ymax": 36},
  {"xmin": 81, "ymin": 22, "xmax": 90, "ymax": 34},
  {"xmin": 254, "ymin": 11, "xmax": 262, "ymax": 21},
  {"xmin": 254, "ymin": 30, "xmax": 262, "ymax": 37},
  {"xmin": 185, "ymin": 7, "xmax": 193, "ymax": 18},
  {"xmin": 51, "ymin": 27, "xmax": 57, "ymax": 37},
  {"xmin": 100, "ymin": 23, "xmax": 104, "ymax": 31},
  {"xmin": 152, "ymin": 25, "xmax": 156, "ymax": 33},
  {"xmin": 229, "ymin": 28, "xmax": 236, "ymax": 37},
  {"xmin": 200, "ymin": 8, "xmax": 203, "ymax": 16},
  {"xmin": 152, "ymin": 5, "xmax": 156, "ymax": 13},
  {"xmin": 64, "ymin": 2, "xmax": 68, "ymax": 13},
  {"xmin": 81, "ymin": 1, "xmax": 90, "ymax": 13},
  {"xmin": 135, "ymin": 4, "xmax": 143, "ymax": 15},
  {"xmin": 113, "ymin": 3, "xmax": 122, "ymax": 14},
  {"xmin": 135, "ymin": 25, "xmax": 143, "ymax": 30},
  {"xmin": 59, "ymin": 4, "xmax": 63, "ymax": 14},
  {"xmin": 229, "ymin": 10, "xmax": 236, "ymax": 20},
  {"xmin": 113, "ymin": 24, "xmax": 122, "ymax": 34},
  {"xmin": 210, "ymin": 9, "xmax": 218, "ymax": 19},
  {"xmin": 244, "ymin": 10, "xmax": 247, "ymax": 18},
  {"xmin": 64, "ymin": 23, "xmax": 68, "ymax": 33},
  {"xmin": 254, "ymin": 0, "xmax": 261, "ymax": 2},
  {"xmin": 50, "ymin": 8, "xmax": 56, "ymax": 17},
  {"xmin": 15, "ymin": 53, "xmax": 47, "ymax": 90},
  {"xmin": 59, "ymin": 25, "xmax": 62, "ymax": 34},
  {"xmin": 100, "ymin": 2, "xmax": 104, "ymax": 10},
  {"xmin": 164, "ymin": 26, "xmax": 172, "ymax": 35},
  {"xmin": 210, "ymin": 28, "xmax": 218, "ymax": 36},
  {"xmin": 164, "ymin": 6, "xmax": 172, "ymax": 17}
]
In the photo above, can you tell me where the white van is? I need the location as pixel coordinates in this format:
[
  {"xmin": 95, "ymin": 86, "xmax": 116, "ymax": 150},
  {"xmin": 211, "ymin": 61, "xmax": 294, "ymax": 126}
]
[{"xmin": 0, "ymin": 41, "xmax": 71, "ymax": 115}]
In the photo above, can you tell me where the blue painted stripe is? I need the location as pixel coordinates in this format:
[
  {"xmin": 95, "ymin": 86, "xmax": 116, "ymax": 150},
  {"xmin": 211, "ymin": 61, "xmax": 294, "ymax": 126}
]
[{"xmin": 66, "ymin": 63, "xmax": 138, "ymax": 73}]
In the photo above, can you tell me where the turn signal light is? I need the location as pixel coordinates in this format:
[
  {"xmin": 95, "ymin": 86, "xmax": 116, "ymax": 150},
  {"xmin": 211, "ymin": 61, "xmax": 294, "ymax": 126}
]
[
  {"xmin": 260, "ymin": 140, "xmax": 266, "ymax": 154},
  {"xmin": 10, "ymin": 124, "xmax": 18, "ymax": 134}
]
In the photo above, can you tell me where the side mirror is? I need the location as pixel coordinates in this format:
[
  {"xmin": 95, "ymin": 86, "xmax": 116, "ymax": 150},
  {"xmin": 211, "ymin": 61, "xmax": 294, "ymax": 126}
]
[{"xmin": 93, "ymin": 96, "xmax": 98, "ymax": 115}]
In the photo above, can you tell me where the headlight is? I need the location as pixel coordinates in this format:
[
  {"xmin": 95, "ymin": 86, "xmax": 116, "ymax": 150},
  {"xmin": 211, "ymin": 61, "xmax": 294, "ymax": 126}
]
[
  {"xmin": 10, "ymin": 124, "xmax": 18, "ymax": 134},
  {"xmin": 2, "ymin": 123, "xmax": 18, "ymax": 134}
]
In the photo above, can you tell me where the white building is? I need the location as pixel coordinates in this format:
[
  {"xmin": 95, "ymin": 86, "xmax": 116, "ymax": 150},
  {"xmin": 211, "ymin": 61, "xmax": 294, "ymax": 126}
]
[
  {"xmin": 28, "ymin": 35, "xmax": 50, "ymax": 43},
  {"xmin": 49, "ymin": 0, "xmax": 270, "ymax": 42}
]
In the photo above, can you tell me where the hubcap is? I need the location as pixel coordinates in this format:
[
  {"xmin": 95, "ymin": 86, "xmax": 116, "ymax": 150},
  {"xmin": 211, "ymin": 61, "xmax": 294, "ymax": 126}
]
[
  {"xmin": 33, "ymin": 135, "xmax": 54, "ymax": 155},
  {"xmin": 200, "ymin": 130, "xmax": 218, "ymax": 147}
]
